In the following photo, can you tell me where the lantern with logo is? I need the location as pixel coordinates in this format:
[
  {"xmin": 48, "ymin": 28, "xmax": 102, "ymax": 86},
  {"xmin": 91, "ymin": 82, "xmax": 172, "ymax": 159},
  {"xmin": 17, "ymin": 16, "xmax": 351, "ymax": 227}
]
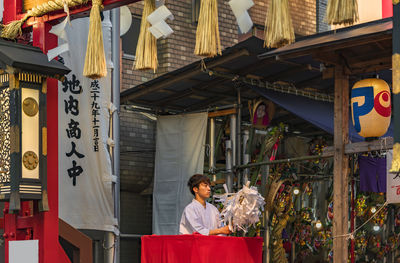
[
  {"xmin": 351, "ymin": 78, "xmax": 391, "ymax": 139},
  {"xmin": 0, "ymin": 40, "xmax": 70, "ymax": 211}
]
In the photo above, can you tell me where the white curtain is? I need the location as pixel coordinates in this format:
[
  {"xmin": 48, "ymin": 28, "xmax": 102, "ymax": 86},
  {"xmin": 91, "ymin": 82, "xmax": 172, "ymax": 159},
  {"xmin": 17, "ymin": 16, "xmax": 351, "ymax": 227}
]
[
  {"xmin": 58, "ymin": 14, "xmax": 116, "ymax": 232},
  {"xmin": 153, "ymin": 112, "xmax": 208, "ymax": 234}
]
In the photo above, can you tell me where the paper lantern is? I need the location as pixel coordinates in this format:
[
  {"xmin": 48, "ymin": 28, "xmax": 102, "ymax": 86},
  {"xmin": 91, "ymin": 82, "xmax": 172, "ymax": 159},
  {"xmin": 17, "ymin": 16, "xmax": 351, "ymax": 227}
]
[{"xmin": 351, "ymin": 78, "xmax": 391, "ymax": 138}]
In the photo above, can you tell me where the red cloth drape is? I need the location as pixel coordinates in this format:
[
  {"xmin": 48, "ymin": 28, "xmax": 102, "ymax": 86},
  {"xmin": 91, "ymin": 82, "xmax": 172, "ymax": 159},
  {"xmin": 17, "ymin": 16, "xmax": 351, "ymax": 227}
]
[{"xmin": 141, "ymin": 234, "xmax": 263, "ymax": 263}]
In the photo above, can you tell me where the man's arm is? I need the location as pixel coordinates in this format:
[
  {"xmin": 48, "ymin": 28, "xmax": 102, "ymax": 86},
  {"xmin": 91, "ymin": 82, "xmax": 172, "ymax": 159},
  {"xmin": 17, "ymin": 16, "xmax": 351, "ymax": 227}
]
[{"xmin": 209, "ymin": 225, "xmax": 230, "ymax": 235}]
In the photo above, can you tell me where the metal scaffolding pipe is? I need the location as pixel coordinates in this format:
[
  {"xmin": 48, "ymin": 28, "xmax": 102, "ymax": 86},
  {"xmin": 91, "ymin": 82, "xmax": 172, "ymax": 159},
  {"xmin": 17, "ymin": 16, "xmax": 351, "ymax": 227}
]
[
  {"xmin": 236, "ymin": 88, "xmax": 242, "ymax": 187},
  {"xmin": 230, "ymin": 115, "xmax": 237, "ymax": 168},
  {"xmin": 225, "ymin": 140, "xmax": 233, "ymax": 192},
  {"xmin": 209, "ymin": 118, "xmax": 216, "ymax": 181},
  {"xmin": 242, "ymin": 129, "xmax": 250, "ymax": 184},
  {"xmin": 237, "ymin": 154, "xmax": 333, "ymax": 169}
]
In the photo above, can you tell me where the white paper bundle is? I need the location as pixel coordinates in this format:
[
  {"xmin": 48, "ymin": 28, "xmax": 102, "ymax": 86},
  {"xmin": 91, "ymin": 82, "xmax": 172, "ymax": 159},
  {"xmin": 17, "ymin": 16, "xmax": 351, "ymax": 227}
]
[{"xmin": 216, "ymin": 182, "xmax": 265, "ymax": 233}]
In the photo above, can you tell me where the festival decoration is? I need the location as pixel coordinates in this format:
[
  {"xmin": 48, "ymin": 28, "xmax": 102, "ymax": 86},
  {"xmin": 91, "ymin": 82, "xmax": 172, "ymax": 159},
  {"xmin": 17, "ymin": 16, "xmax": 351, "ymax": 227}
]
[
  {"xmin": 327, "ymin": 201, "xmax": 333, "ymax": 222},
  {"xmin": 194, "ymin": 0, "xmax": 221, "ymax": 57},
  {"xmin": 314, "ymin": 229, "xmax": 332, "ymax": 251},
  {"xmin": 271, "ymin": 184, "xmax": 293, "ymax": 263},
  {"xmin": 249, "ymin": 99, "xmax": 275, "ymax": 129},
  {"xmin": 1, "ymin": 0, "xmax": 109, "ymax": 79},
  {"xmin": 326, "ymin": 0, "xmax": 358, "ymax": 25},
  {"xmin": 217, "ymin": 182, "xmax": 265, "ymax": 233},
  {"xmin": 134, "ymin": 0, "xmax": 158, "ymax": 71},
  {"xmin": 264, "ymin": 0, "xmax": 294, "ymax": 48},
  {"xmin": 83, "ymin": 0, "xmax": 107, "ymax": 79},
  {"xmin": 351, "ymin": 78, "xmax": 391, "ymax": 138},
  {"xmin": 228, "ymin": 0, "xmax": 254, "ymax": 33},
  {"xmin": 147, "ymin": 5, "xmax": 174, "ymax": 39},
  {"xmin": 355, "ymin": 195, "xmax": 367, "ymax": 217},
  {"xmin": 368, "ymin": 235, "xmax": 381, "ymax": 254},
  {"xmin": 371, "ymin": 205, "xmax": 387, "ymax": 227},
  {"xmin": 355, "ymin": 231, "xmax": 367, "ymax": 255}
]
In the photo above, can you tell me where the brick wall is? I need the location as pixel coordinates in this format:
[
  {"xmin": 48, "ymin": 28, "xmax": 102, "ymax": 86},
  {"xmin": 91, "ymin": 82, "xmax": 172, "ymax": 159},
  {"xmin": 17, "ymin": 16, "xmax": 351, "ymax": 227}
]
[
  {"xmin": 250, "ymin": 0, "xmax": 316, "ymax": 37},
  {"xmin": 121, "ymin": 0, "xmax": 238, "ymax": 91},
  {"xmin": 120, "ymin": 109, "xmax": 156, "ymax": 193}
]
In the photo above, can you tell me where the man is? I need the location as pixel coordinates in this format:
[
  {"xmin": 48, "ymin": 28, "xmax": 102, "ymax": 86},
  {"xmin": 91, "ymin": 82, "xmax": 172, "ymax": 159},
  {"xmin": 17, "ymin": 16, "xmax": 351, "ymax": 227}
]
[{"xmin": 179, "ymin": 174, "xmax": 230, "ymax": 235}]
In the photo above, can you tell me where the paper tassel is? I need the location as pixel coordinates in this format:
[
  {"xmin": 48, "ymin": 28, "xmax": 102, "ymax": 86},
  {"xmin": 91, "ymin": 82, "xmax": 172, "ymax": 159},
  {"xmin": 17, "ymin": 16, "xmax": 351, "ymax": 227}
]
[
  {"xmin": 83, "ymin": 0, "xmax": 107, "ymax": 79},
  {"xmin": 326, "ymin": 0, "xmax": 358, "ymax": 25},
  {"xmin": 264, "ymin": 0, "xmax": 295, "ymax": 48},
  {"xmin": 194, "ymin": 0, "xmax": 221, "ymax": 57},
  {"xmin": 1, "ymin": 0, "xmax": 89, "ymax": 39},
  {"xmin": 134, "ymin": 0, "xmax": 158, "ymax": 71}
]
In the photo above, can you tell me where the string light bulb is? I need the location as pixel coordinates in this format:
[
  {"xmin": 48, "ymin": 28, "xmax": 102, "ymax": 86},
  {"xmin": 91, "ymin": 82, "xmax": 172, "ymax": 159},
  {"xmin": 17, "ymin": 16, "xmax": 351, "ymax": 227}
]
[
  {"xmin": 373, "ymin": 225, "xmax": 380, "ymax": 232},
  {"xmin": 293, "ymin": 187, "xmax": 300, "ymax": 195},
  {"xmin": 371, "ymin": 206, "xmax": 377, "ymax": 214},
  {"xmin": 315, "ymin": 220, "xmax": 322, "ymax": 230}
]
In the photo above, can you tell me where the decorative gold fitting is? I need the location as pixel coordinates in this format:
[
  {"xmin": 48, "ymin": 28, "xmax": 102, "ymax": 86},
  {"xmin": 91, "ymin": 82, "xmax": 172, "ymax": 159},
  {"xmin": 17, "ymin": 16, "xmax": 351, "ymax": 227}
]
[
  {"xmin": 42, "ymin": 79, "xmax": 47, "ymax": 94},
  {"xmin": 42, "ymin": 127, "xmax": 47, "ymax": 156},
  {"xmin": 23, "ymin": 151, "xmax": 39, "ymax": 170},
  {"xmin": 10, "ymin": 126, "xmax": 19, "ymax": 154},
  {"xmin": 23, "ymin": 97, "xmax": 39, "ymax": 117}
]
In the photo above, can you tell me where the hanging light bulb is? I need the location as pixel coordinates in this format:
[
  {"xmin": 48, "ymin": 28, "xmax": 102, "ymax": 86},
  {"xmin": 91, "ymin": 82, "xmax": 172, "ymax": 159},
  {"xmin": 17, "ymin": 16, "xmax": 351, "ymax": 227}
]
[
  {"xmin": 371, "ymin": 206, "xmax": 377, "ymax": 214},
  {"xmin": 293, "ymin": 187, "xmax": 300, "ymax": 195},
  {"xmin": 315, "ymin": 220, "xmax": 322, "ymax": 230},
  {"xmin": 373, "ymin": 225, "xmax": 380, "ymax": 232}
]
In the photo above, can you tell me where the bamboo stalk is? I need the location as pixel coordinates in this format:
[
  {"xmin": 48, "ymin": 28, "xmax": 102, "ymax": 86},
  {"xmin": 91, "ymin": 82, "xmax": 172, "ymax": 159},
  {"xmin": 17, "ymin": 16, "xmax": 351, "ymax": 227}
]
[
  {"xmin": 134, "ymin": 0, "xmax": 157, "ymax": 71},
  {"xmin": 326, "ymin": 0, "xmax": 358, "ymax": 26},
  {"xmin": 264, "ymin": 0, "xmax": 295, "ymax": 49},
  {"xmin": 194, "ymin": 0, "xmax": 221, "ymax": 57}
]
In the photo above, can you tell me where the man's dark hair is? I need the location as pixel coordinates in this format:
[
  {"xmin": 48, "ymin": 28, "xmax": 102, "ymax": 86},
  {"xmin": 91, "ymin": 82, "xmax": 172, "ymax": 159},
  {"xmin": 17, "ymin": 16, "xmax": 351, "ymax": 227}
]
[{"xmin": 187, "ymin": 174, "xmax": 211, "ymax": 196}]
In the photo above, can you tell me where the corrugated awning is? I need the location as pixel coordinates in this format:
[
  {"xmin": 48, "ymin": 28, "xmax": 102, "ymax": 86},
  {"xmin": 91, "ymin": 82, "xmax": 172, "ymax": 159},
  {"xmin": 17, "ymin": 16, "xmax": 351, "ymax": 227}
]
[{"xmin": 259, "ymin": 18, "xmax": 392, "ymax": 60}]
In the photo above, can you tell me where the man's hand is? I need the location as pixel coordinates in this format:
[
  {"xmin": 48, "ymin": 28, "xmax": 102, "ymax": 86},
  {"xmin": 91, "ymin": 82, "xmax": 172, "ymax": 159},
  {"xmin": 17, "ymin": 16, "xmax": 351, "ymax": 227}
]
[
  {"xmin": 209, "ymin": 225, "xmax": 231, "ymax": 235},
  {"xmin": 218, "ymin": 225, "xmax": 231, "ymax": 235}
]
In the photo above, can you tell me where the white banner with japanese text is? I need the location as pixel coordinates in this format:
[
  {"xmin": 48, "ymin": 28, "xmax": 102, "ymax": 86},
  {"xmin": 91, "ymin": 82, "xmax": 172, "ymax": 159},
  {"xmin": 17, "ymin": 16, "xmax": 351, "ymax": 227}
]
[
  {"xmin": 387, "ymin": 150, "xmax": 400, "ymax": 204},
  {"xmin": 58, "ymin": 14, "xmax": 117, "ymax": 232}
]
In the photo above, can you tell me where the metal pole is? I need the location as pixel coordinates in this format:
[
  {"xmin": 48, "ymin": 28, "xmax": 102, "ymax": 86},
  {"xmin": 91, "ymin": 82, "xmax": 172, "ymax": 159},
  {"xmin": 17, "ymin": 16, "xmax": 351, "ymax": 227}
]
[
  {"xmin": 237, "ymin": 88, "xmax": 241, "ymax": 188},
  {"xmin": 111, "ymin": 7, "xmax": 120, "ymax": 263},
  {"xmin": 242, "ymin": 129, "xmax": 250, "ymax": 184},
  {"xmin": 230, "ymin": 115, "xmax": 237, "ymax": 168},
  {"xmin": 225, "ymin": 140, "xmax": 233, "ymax": 192},
  {"xmin": 237, "ymin": 154, "xmax": 333, "ymax": 169},
  {"xmin": 209, "ymin": 118, "xmax": 216, "ymax": 181}
]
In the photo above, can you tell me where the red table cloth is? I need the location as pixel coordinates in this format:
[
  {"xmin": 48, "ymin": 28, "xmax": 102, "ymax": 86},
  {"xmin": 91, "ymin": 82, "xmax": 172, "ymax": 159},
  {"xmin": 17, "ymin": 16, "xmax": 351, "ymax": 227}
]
[{"xmin": 141, "ymin": 234, "xmax": 263, "ymax": 263}]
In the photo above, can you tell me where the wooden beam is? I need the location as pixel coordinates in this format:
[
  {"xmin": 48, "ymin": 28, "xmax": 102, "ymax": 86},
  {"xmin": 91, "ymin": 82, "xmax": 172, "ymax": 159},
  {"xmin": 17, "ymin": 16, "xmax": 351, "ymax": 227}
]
[
  {"xmin": 208, "ymin": 108, "xmax": 237, "ymax": 118},
  {"xmin": 333, "ymin": 65, "xmax": 349, "ymax": 263},
  {"xmin": 59, "ymin": 219, "xmax": 93, "ymax": 263},
  {"xmin": 121, "ymin": 49, "xmax": 250, "ymax": 102},
  {"xmin": 323, "ymin": 137, "xmax": 393, "ymax": 156}
]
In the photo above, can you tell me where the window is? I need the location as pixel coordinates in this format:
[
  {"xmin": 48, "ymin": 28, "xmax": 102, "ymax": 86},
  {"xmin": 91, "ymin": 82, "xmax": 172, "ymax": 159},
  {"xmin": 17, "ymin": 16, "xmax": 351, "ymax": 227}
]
[
  {"xmin": 122, "ymin": 16, "xmax": 141, "ymax": 58},
  {"xmin": 191, "ymin": 0, "xmax": 201, "ymax": 24}
]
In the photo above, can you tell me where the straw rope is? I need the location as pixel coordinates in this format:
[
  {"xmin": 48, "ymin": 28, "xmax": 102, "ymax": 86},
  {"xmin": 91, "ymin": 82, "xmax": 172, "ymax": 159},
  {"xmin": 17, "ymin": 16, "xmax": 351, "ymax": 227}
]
[
  {"xmin": 326, "ymin": 0, "xmax": 359, "ymax": 26},
  {"xmin": 264, "ymin": 0, "xmax": 294, "ymax": 49},
  {"xmin": 83, "ymin": 0, "xmax": 107, "ymax": 79},
  {"xmin": 1, "ymin": 0, "xmax": 89, "ymax": 39},
  {"xmin": 194, "ymin": 0, "xmax": 221, "ymax": 57},
  {"xmin": 134, "ymin": 0, "xmax": 157, "ymax": 71}
]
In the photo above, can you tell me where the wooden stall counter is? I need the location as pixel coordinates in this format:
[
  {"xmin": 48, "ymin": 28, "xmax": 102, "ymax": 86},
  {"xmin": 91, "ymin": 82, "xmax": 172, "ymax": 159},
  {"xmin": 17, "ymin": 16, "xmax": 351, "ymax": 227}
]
[{"xmin": 141, "ymin": 234, "xmax": 263, "ymax": 263}]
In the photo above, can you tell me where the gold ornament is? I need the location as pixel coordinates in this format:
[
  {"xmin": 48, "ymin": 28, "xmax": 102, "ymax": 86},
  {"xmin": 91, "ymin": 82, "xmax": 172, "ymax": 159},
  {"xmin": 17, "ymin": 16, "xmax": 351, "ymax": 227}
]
[
  {"xmin": 23, "ymin": 151, "xmax": 38, "ymax": 170},
  {"xmin": 23, "ymin": 97, "xmax": 39, "ymax": 117}
]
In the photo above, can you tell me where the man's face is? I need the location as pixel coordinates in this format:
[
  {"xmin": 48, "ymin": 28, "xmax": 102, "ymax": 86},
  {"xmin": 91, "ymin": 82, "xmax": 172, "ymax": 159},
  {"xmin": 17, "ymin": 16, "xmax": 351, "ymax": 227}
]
[{"xmin": 193, "ymin": 182, "xmax": 211, "ymax": 199}]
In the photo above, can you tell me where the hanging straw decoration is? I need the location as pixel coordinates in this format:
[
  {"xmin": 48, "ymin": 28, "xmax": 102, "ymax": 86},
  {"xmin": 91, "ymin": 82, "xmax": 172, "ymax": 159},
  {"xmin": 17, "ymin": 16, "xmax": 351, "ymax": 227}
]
[
  {"xmin": 264, "ymin": 0, "xmax": 295, "ymax": 49},
  {"xmin": 134, "ymin": 0, "xmax": 157, "ymax": 71},
  {"xmin": 326, "ymin": 0, "xmax": 358, "ymax": 26},
  {"xmin": 83, "ymin": 0, "xmax": 107, "ymax": 79},
  {"xmin": 1, "ymin": 0, "xmax": 89, "ymax": 40},
  {"xmin": 194, "ymin": 0, "xmax": 221, "ymax": 57}
]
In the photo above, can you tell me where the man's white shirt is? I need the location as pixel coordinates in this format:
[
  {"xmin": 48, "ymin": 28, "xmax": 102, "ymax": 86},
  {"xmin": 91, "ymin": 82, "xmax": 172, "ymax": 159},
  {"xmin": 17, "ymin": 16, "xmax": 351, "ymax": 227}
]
[{"xmin": 179, "ymin": 199, "xmax": 221, "ymax": 235}]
